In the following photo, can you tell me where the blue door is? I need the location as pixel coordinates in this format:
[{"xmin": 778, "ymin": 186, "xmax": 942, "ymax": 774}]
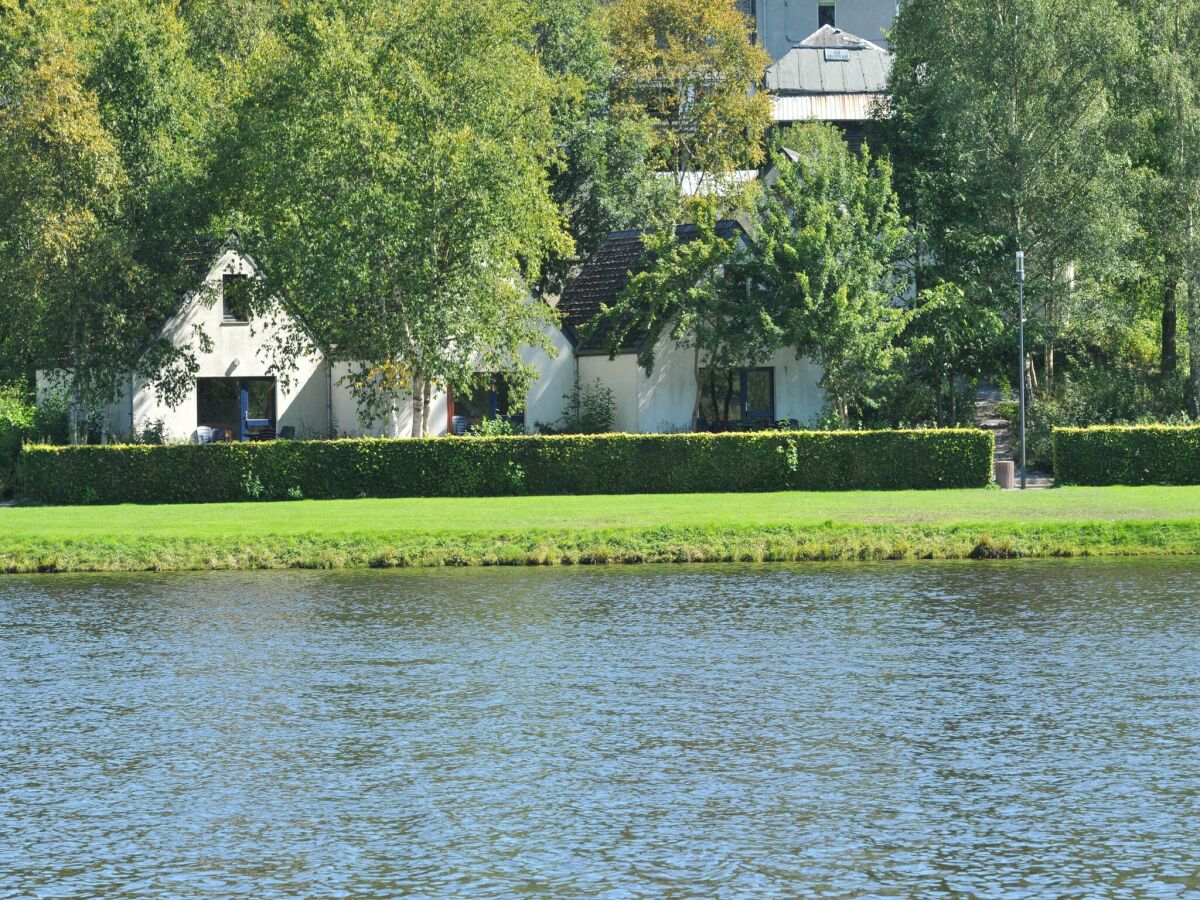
[{"xmin": 239, "ymin": 378, "xmax": 276, "ymax": 441}]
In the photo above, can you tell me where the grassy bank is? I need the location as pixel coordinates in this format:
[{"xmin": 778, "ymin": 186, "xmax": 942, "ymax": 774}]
[{"xmin": 4, "ymin": 486, "xmax": 1200, "ymax": 573}]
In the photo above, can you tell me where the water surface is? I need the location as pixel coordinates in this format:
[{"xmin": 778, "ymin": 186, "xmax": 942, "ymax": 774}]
[{"xmin": 3, "ymin": 561, "xmax": 1199, "ymax": 897}]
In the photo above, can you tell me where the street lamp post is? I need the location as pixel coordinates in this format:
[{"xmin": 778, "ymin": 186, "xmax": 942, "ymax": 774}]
[{"xmin": 1016, "ymin": 250, "xmax": 1027, "ymax": 490}]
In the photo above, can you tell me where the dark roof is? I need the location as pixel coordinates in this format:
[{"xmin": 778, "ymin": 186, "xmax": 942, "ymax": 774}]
[
  {"xmin": 182, "ymin": 232, "xmax": 240, "ymax": 278},
  {"xmin": 558, "ymin": 220, "xmax": 744, "ymax": 353}
]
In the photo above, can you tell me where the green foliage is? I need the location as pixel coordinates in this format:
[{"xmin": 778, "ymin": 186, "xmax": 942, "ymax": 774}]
[
  {"xmin": 538, "ymin": 378, "xmax": 617, "ymax": 434},
  {"xmin": 887, "ymin": 282, "xmax": 1005, "ymax": 426},
  {"xmin": 604, "ymin": 0, "xmax": 771, "ymax": 199},
  {"xmin": 17, "ymin": 429, "xmax": 994, "ymax": 505},
  {"xmin": 0, "ymin": 386, "xmax": 35, "ymax": 498},
  {"xmin": 466, "ymin": 417, "xmax": 524, "ymax": 437},
  {"xmin": 0, "ymin": 1, "xmax": 215, "ymax": 441},
  {"xmin": 531, "ymin": 0, "xmax": 673, "ymax": 295},
  {"xmin": 753, "ymin": 126, "xmax": 909, "ymax": 419},
  {"xmin": 1029, "ymin": 367, "xmax": 1192, "ymax": 466},
  {"xmin": 1054, "ymin": 425, "xmax": 1200, "ymax": 485},
  {"xmin": 222, "ymin": 0, "xmax": 570, "ymax": 435},
  {"xmin": 593, "ymin": 204, "xmax": 768, "ymax": 393}
]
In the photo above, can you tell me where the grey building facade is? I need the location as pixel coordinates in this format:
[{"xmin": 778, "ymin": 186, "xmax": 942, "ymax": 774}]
[{"xmin": 744, "ymin": 0, "xmax": 898, "ymax": 62}]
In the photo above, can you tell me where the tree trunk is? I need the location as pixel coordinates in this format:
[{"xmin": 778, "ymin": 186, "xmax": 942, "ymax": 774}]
[
  {"xmin": 691, "ymin": 346, "xmax": 703, "ymax": 432},
  {"xmin": 1189, "ymin": 204, "xmax": 1200, "ymax": 418},
  {"xmin": 410, "ymin": 372, "xmax": 425, "ymax": 438},
  {"xmin": 1043, "ymin": 291, "xmax": 1054, "ymax": 394},
  {"xmin": 1163, "ymin": 252, "xmax": 1179, "ymax": 375},
  {"xmin": 421, "ymin": 378, "xmax": 431, "ymax": 437},
  {"xmin": 70, "ymin": 363, "xmax": 84, "ymax": 447}
]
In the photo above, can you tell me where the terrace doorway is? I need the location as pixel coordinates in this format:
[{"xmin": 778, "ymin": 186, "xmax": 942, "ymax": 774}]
[{"xmin": 197, "ymin": 377, "xmax": 276, "ymax": 442}]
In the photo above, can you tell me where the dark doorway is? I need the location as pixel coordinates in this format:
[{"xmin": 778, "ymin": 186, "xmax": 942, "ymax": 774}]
[
  {"xmin": 818, "ymin": 2, "xmax": 835, "ymax": 28},
  {"xmin": 197, "ymin": 377, "xmax": 276, "ymax": 441},
  {"xmin": 449, "ymin": 374, "xmax": 524, "ymax": 434},
  {"xmin": 699, "ymin": 367, "xmax": 776, "ymax": 431}
]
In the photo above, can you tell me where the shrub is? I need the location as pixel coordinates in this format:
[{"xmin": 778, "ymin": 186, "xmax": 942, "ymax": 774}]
[
  {"xmin": 0, "ymin": 386, "xmax": 36, "ymax": 498},
  {"xmin": 1054, "ymin": 425, "xmax": 1200, "ymax": 486},
  {"xmin": 538, "ymin": 378, "xmax": 616, "ymax": 434},
  {"xmin": 465, "ymin": 416, "xmax": 523, "ymax": 437},
  {"xmin": 1029, "ymin": 367, "xmax": 1190, "ymax": 467},
  {"xmin": 17, "ymin": 428, "xmax": 994, "ymax": 505}
]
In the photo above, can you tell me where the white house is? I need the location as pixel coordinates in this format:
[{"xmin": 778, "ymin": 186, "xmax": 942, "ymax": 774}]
[
  {"xmin": 38, "ymin": 223, "xmax": 826, "ymax": 442},
  {"xmin": 558, "ymin": 221, "xmax": 824, "ymax": 434}
]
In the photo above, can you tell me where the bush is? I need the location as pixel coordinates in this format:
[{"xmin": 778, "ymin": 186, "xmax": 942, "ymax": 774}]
[
  {"xmin": 16, "ymin": 428, "xmax": 994, "ymax": 505},
  {"xmin": 538, "ymin": 378, "xmax": 616, "ymax": 434},
  {"xmin": 1054, "ymin": 425, "xmax": 1200, "ymax": 486},
  {"xmin": 0, "ymin": 386, "xmax": 36, "ymax": 498},
  {"xmin": 1028, "ymin": 366, "xmax": 1190, "ymax": 467}
]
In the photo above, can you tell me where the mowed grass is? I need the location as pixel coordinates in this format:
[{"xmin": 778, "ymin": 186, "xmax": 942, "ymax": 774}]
[{"xmin": 3, "ymin": 486, "xmax": 1200, "ymax": 573}]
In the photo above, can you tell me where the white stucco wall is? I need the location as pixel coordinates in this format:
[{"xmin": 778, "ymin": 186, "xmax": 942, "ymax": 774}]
[
  {"xmin": 637, "ymin": 331, "xmax": 700, "ymax": 433},
  {"xmin": 130, "ymin": 248, "xmax": 331, "ymax": 443},
  {"xmin": 577, "ymin": 352, "xmax": 641, "ymax": 433},
  {"xmin": 520, "ymin": 320, "xmax": 576, "ymax": 432},
  {"xmin": 769, "ymin": 348, "xmax": 826, "ymax": 424},
  {"xmin": 329, "ymin": 363, "xmax": 451, "ymax": 438},
  {"xmin": 578, "ymin": 335, "xmax": 826, "ymax": 433}
]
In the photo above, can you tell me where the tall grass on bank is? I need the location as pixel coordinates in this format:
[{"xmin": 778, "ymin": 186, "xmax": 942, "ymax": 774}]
[{"xmin": 5, "ymin": 521, "xmax": 1200, "ymax": 575}]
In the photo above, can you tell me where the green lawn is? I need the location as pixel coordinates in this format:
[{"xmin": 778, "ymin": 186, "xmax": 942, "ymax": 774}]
[
  {"xmin": 3, "ymin": 486, "xmax": 1200, "ymax": 573},
  {"xmin": 6, "ymin": 485, "xmax": 1200, "ymax": 537}
]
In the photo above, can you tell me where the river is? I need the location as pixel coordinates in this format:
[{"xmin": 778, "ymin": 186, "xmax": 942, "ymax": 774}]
[{"xmin": 3, "ymin": 561, "xmax": 1199, "ymax": 897}]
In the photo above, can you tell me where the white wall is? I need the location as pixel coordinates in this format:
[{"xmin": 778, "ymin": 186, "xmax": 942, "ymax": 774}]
[
  {"xmin": 757, "ymin": 0, "xmax": 896, "ymax": 60},
  {"xmin": 329, "ymin": 363, "xmax": 451, "ymax": 438},
  {"xmin": 578, "ymin": 352, "xmax": 641, "ymax": 433},
  {"xmin": 520, "ymin": 320, "xmax": 576, "ymax": 432},
  {"xmin": 770, "ymin": 348, "xmax": 826, "ymax": 424},
  {"xmin": 132, "ymin": 248, "xmax": 331, "ymax": 443},
  {"xmin": 637, "ymin": 331, "xmax": 700, "ymax": 433},
  {"xmin": 579, "ymin": 332, "xmax": 826, "ymax": 433}
]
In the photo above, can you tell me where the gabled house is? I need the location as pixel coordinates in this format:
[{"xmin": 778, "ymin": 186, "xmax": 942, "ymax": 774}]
[
  {"xmin": 557, "ymin": 221, "xmax": 824, "ymax": 433},
  {"xmin": 38, "ymin": 234, "xmax": 580, "ymax": 443},
  {"xmin": 765, "ymin": 25, "xmax": 892, "ymax": 151}
]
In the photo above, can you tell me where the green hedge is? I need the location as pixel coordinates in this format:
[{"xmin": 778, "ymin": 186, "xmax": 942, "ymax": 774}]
[
  {"xmin": 1054, "ymin": 425, "xmax": 1200, "ymax": 485},
  {"xmin": 16, "ymin": 428, "xmax": 994, "ymax": 505}
]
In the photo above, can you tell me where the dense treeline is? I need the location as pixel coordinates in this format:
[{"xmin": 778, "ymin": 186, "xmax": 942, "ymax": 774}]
[{"xmin": 1, "ymin": 0, "xmax": 1198, "ymax": 454}]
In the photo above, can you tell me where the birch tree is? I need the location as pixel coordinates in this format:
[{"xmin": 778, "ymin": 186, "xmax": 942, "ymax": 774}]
[
  {"xmin": 0, "ymin": 0, "xmax": 214, "ymax": 443},
  {"xmin": 225, "ymin": 0, "xmax": 569, "ymax": 435},
  {"xmin": 886, "ymin": 0, "xmax": 1133, "ymax": 395}
]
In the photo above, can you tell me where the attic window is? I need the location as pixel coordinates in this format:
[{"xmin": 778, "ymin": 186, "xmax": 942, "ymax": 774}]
[
  {"xmin": 818, "ymin": 2, "xmax": 835, "ymax": 28},
  {"xmin": 222, "ymin": 273, "xmax": 250, "ymax": 322},
  {"xmin": 824, "ymin": 48, "xmax": 850, "ymax": 61}
]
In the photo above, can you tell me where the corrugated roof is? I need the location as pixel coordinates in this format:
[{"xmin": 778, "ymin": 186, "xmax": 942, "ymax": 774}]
[
  {"xmin": 558, "ymin": 221, "xmax": 744, "ymax": 353},
  {"xmin": 764, "ymin": 26, "xmax": 891, "ymax": 96},
  {"xmin": 771, "ymin": 93, "xmax": 881, "ymax": 122}
]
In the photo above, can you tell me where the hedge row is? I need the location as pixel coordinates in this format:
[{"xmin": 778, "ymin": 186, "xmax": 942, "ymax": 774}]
[
  {"xmin": 16, "ymin": 428, "xmax": 994, "ymax": 505},
  {"xmin": 1053, "ymin": 424, "xmax": 1200, "ymax": 485}
]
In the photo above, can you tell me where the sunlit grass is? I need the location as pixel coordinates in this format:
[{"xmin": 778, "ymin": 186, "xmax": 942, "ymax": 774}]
[{"xmin": 3, "ymin": 486, "xmax": 1200, "ymax": 573}]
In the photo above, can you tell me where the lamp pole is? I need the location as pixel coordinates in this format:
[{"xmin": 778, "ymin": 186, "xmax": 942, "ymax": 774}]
[{"xmin": 1016, "ymin": 250, "xmax": 1027, "ymax": 490}]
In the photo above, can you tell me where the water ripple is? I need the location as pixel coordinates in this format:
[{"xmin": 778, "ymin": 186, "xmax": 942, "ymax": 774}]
[{"xmin": 2, "ymin": 560, "xmax": 1199, "ymax": 897}]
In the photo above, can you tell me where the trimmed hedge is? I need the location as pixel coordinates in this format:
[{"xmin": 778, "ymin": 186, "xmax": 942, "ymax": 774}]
[
  {"xmin": 1054, "ymin": 424, "xmax": 1200, "ymax": 486},
  {"xmin": 16, "ymin": 428, "xmax": 994, "ymax": 505}
]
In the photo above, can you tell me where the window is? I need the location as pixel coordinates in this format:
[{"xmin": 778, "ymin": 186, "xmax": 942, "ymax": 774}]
[
  {"xmin": 818, "ymin": 2, "xmax": 835, "ymax": 28},
  {"xmin": 222, "ymin": 273, "xmax": 250, "ymax": 322},
  {"xmin": 698, "ymin": 367, "xmax": 775, "ymax": 431},
  {"xmin": 196, "ymin": 377, "xmax": 276, "ymax": 442},
  {"xmin": 450, "ymin": 374, "xmax": 524, "ymax": 434}
]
